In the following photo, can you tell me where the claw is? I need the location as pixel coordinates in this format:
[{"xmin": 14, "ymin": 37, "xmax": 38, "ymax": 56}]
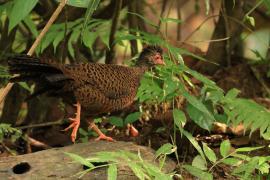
[
  {"xmin": 88, "ymin": 121, "xmax": 115, "ymax": 142},
  {"xmin": 95, "ymin": 134, "xmax": 115, "ymax": 142},
  {"xmin": 127, "ymin": 124, "xmax": 139, "ymax": 137},
  {"xmin": 130, "ymin": 125, "xmax": 139, "ymax": 137},
  {"xmin": 62, "ymin": 102, "xmax": 81, "ymax": 143}
]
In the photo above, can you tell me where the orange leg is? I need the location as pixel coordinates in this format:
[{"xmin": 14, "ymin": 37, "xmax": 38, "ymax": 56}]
[
  {"xmin": 88, "ymin": 121, "xmax": 115, "ymax": 141},
  {"xmin": 63, "ymin": 102, "xmax": 81, "ymax": 143},
  {"xmin": 127, "ymin": 124, "xmax": 139, "ymax": 137}
]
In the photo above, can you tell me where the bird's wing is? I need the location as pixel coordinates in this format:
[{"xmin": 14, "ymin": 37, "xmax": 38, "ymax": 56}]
[{"xmin": 60, "ymin": 63, "xmax": 142, "ymax": 99}]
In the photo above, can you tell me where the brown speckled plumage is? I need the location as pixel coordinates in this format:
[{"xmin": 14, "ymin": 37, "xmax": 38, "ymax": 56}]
[
  {"xmin": 60, "ymin": 64, "xmax": 144, "ymax": 115},
  {"xmin": 8, "ymin": 45, "xmax": 164, "ymax": 142}
]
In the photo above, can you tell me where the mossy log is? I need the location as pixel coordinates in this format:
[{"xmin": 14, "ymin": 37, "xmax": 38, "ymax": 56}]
[{"xmin": 0, "ymin": 141, "xmax": 176, "ymax": 179}]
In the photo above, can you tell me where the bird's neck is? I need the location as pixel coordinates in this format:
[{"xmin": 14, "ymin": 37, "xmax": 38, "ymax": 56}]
[{"xmin": 138, "ymin": 65, "xmax": 150, "ymax": 73}]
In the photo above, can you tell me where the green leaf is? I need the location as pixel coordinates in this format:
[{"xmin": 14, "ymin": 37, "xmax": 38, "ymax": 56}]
[
  {"xmin": 180, "ymin": 129, "xmax": 206, "ymax": 163},
  {"xmin": 23, "ymin": 15, "xmax": 38, "ymax": 37},
  {"xmin": 221, "ymin": 158, "xmax": 242, "ymax": 166},
  {"xmin": 53, "ymin": 30, "xmax": 65, "ymax": 53},
  {"xmin": 100, "ymin": 31, "xmax": 110, "ymax": 48},
  {"xmin": 231, "ymin": 153, "xmax": 250, "ymax": 161},
  {"xmin": 108, "ymin": 116, "xmax": 123, "ymax": 127},
  {"xmin": 18, "ymin": 82, "xmax": 33, "ymax": 92},
  {"xmin": 202, "ymin": 143, "xmax": 217, "ymax": 163},
  {"xmin": 179, "ymin": 84, "xmax": 215, "ymax": 131},
  {"xmin": 128, "ymin": 162, "xmax": 145, "ymax": 180},
  {"xmin": 225, "ymin": 88, "xmax": 240, "ymax": 99},
  {"xmin": 257, "ymin": 157, "xmax": 270, "ymax": 174},
  {"xmin": 235, "ymin": 146, "xmax": 264, "ymax": 152},
  {"xmin": 57, "ymin": 0, "xmax": 92, "ymax": 8},
  {"xmin": 9, "ymin": 0, "xmax": 38, "ymax": 31},
  {"xmin": 82, "ymin": 0, "xmax": 101, "ymax": 33},
  {"xmin": 0, "ymin": 1, "xmax": 12, "ymax": 18},
  {"xmin": 58, "ymin": 0, "xmax": 90, "ymax": 8},
  {"xmin": 155, "ymin": 143, "xmax": 176, "ymax": 157},
  {"xmin": 64, "ymin": 152, "xmax": 94, "ymax": 168},
  {"xmin": 183, "ymin": 165, "xmax": 213, "ymax": 180},
  {"xmin": 0, "ymin": 65, "xmax": 10, "ymax": 79},
  {"xmin": 220, "ymin": 140, "xmax": 231, "ymax": 158},
  {"xmin": 265, "ymin": 0, "xmax": 270, "ymax": 13},
  {"xmin": 233, "ymin": 157, "xmax": 259, "ymax": 179},
  {"xmin": 245, "ymin": 15, "xmax": 255, "ymax": 27},
  {"xmin": 181, "ymin": 65, "xmax": 219, "ymax": 89},
  {"xmin": 173, "ymin": 109, "xmax": 186, "ymax": 128},
  {"xmin": 124, "ymin": 112, "xmax": 141, "ymax": 125},
  {"xmin": 39, "ymin": 31, "xmax": 59, "ymax": 53},
  {"xmin": 0, "ymin": 124, "xmax": 22, "ymax": 143},
  {"xmin": 90, "ymin": 151, "xmax": 118, "ymax": 162},
  {"xmin": 79, "ymin": 128, "xmax": 88, "ymax": 136},
  {"xmin": 127, "ymin": 12, "xmax": 158, "ymax": 28},
  {"xmin": 107, "ymin": 164, "xmax": 117, "ymax": 180},
  {"xmin": 68, "ymin": 29, "xmax": 80, "ymax": 58},
  {"xmin": 186, "ymin": 103, "xmax": 213, "ymax": 131},
  {"xmin": 82, "ymin": 30, "xmax": 98, "ymax": 52},
  {"xmin": 192, "ymin": 155, "xmax": 207, "ymax": 170}
]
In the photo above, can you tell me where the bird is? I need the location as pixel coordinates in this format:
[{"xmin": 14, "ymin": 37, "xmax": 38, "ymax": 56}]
[{"xmin": 8, "ymin": 45, "xmax": 164, "ymax": 143}]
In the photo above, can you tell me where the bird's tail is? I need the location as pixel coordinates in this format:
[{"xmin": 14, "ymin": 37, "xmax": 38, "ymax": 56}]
[{"xmin": 8, "ymin": 55, "xmax": 69, "ymax": 98}]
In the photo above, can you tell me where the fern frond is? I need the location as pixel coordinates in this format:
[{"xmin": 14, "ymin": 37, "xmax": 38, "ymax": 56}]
[{"xmin": 222, "ymin": 89, "xmax": 270, "ymax": 139}]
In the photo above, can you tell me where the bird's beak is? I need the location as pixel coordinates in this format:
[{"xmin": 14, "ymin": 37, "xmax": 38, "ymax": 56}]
[
  {"xmin": 154, "ymin": 54, "xmax": 165, "ymax": 65},
  {"xmin": 157, "ymin": 57, "xmax": 165, "ymax": 65}
]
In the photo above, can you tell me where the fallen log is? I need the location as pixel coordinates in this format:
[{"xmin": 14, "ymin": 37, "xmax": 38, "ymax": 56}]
[{"xmin": 0, "ymin": 141, "xmax": 176, "ymax": 179}]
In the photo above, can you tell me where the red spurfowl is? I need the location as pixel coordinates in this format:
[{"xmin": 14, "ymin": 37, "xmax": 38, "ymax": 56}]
[{"xmin": 8, "ymin": 46, "xmax": 164, "ymax": 142}]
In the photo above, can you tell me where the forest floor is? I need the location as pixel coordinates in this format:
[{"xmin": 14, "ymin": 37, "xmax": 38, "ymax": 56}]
[{"xmin": 1, "ymin": 62, "xmax": 270, "ymax": 179}]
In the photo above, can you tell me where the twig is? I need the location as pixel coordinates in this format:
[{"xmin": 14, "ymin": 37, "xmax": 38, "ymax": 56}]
[
  {"xmin": 0, "ymin": 142, "xmax": 17, "ymax": 156},
  {"xmin": 127, "ymin": 0, "xmax": 138, "ymax": 56},
  {"xmin": 165, "ymin": 0, "xmax": 174, "ymax": 36},
  {"xmin": 183, "ymin": 14, "xmax": 255, "ymax": 45},
  {"xmin": 28, "ymin": 0, "xmax": 68, "ymax": 56},
  {"xmin": 105, "ymin": 0, "xmax": 123, "ymax": 64},
  {"xmin": 185, "ymin": 37, "xmax": 230, "ymax": 43},
  {"xmin": 16, "ymin": 120, "xmax": 63, "ymax": 130},
  {"xmin": 183, "ymin": 14, "xmax": 220, "ymax": 42},
  {"xmin": 155, "ymin": 0, "xmax": 167, "ymax": 34},
  {"xmin": 222, "ymin": 0, "xmax": 231, "ymax": 67},
  {"xmin": 28, "ymin": 136, "xmax": 51, "ymax": 149},
  {"xmin": 0, "ymin": 0, "xmax": 68, "ymax": 105},
  {"xmin": 244, "ymin": 0, "xmax": 264, "ymax": 17},
  {"xmin": 176, "ymin": 0, "xmax": 181, "ymax": 41}
]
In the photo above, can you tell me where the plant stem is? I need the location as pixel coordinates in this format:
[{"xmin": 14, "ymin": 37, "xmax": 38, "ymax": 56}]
[{"xmin": 0, "ymin": 0, "xmax": 68, "ymax": 105}]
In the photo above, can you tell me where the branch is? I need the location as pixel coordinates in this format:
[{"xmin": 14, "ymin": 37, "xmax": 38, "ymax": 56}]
[
  {"xmin": 0, "ymin": 0, "xmax": 68, "ymax": 105},
  {"xmin": 28, "ymin": 136, "xmax": 51, "ymax": 150},
  {"xmin": 155, "ymin": 0, "xmax": 168, "ymax": 34},
  {"xmin": 105, "ymin": 0, "xmax": 123, "ymax": 64},
  {"xmin": 127, "ymin": 0, "xmax": 139, "ymax": 56},
  {"xmin": 16, "ymin": 120, "xmax": 62, "ymax": 130}
]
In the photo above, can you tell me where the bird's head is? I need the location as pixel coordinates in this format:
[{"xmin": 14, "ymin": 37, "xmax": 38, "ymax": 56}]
[{"xmin": 136, "ymin": 45, "xmax": 165, "ymax": 67}]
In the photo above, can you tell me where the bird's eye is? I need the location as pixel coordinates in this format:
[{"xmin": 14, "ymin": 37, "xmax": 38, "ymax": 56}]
[
  {"xmin": 153, "ymin": 53, "xmax": 164, "ymax": 65},
  {"xmin": 154, "ymin": 54, "xmax": 161, "ymax": 62}
]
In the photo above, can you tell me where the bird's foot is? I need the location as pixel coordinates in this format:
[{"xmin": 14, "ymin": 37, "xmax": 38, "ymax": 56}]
[
  {"xmin": 127, "ymin": 124, "xmax": 139, "ymax": 137},
  {"xmin": 88, "ymin": 121, "xmax": 115, "ymax": 142},
  {"xmin": 62, "ymin": 103, "xmax": 81, "ymax": 143},
  {"xmin": 63, "ymin": 117, "xmax": 80, "ymax": 143},
  {"xmin": 95, "ymin": 133, "xmax": 115, "ymax": 142}
]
